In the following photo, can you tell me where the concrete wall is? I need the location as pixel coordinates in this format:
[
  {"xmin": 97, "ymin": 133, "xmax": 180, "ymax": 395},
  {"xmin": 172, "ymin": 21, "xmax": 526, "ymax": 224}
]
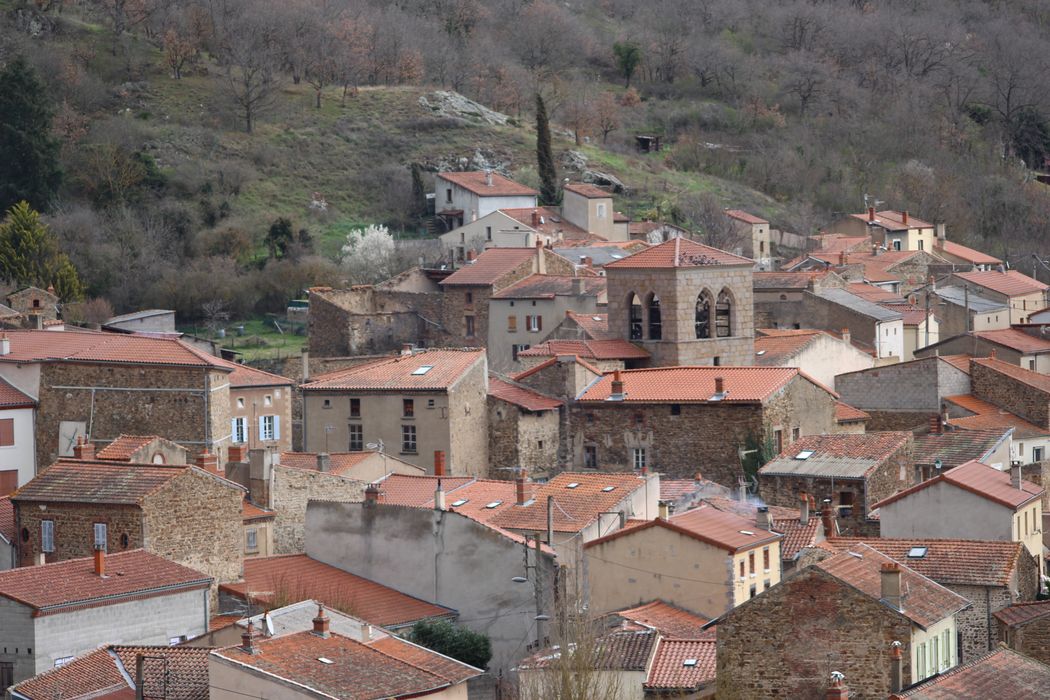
[
  {"xmin": 488, "ymin": 294, "xmax": 599, "ymax": 372},
  {"xmin": 562, "ymin": 190, "xmax": 613, "ymax": 239},
  {"xmin": 0, "ymin": 596, "xmax": 35, "ymax": 686},
  {"xmin": 767, "ymin": 334, "xmax": 875, "ymax": 390},
  {"xmin": 0, "ymin": 406, "xmax": 35, "ymax": 491},
  {"xmin": 305, "ymin": 500, "xmax": 557, "ymax": 674},
  {"xmin": 800, "ymin": 292, "xmax": 905, "ymax": 359},
  {"xmin": 16, "ymin": 501, "xmax": 144, "ymax": 566},
  {"xmin": 879, "ymin": 480, "xmax": 1014, "ymax": 542},
  {"xmin": 105, "ymin": 312, "xmax": 176, "ymax": 333},
  {"xmin": 836, "ymin": 357, "xmax": 971, "ymax": 414}
]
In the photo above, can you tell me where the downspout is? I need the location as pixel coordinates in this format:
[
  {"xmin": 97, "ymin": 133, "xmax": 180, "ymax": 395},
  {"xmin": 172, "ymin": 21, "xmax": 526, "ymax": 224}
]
[{"xmin": 203, "ymin": 369, "xmax": 211, "ymax": 453}]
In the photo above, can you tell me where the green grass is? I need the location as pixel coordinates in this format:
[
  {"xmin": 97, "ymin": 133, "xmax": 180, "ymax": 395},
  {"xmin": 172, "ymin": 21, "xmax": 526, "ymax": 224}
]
[{"xmin": 180, "ymin": 317, "xmax": 306, "ymax": 362}]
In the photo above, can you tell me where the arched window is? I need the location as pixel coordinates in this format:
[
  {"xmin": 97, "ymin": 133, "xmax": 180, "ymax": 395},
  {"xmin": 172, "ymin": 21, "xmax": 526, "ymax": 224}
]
[
  {"xmin": 647, "ymin": 294, "xmax": 662, "ymax": 340},
  {"xmin": 716, "ymin": 290, "xmax": 733, "ymax": 338},
  {"xmin": 628, "ymin": 293, "xmax": 643, "ymax": 340},
  {"xmin": 695, "ymin": 292, "xmax": 712, "ymax": 339}
]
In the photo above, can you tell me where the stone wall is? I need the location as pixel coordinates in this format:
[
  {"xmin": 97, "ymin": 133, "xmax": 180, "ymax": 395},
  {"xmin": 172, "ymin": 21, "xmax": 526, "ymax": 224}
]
[
  {"xmin": 15, "ymin": 501, "xmax": 144, "ymax": 566},
  {"xmin": 487, "ymin": 398, "xmax": 561, "ymax": 476},
  {"xmin": 272, "ymin": 465, "xmax": 365, "ymax": 554},
  {"xmin": 951, "ymin": 583, "xmax": 1013, "ymax": 661},
  {"xmin": 307, "ymin": 287, "xmax": 447, "ymax": 357},
  {"xmin": 446, "ymin": 357, "xmax": 491, "ymax": 477},
  {"xmin": 835, "ymin": 357, "xmax": 970, "ymax": 414},
  {"xmin": 1001, "ymin": 611, "xmax": 1050, "ymax": 665},
  {"xmin": 716, "ymin": 567, "xmax": 915, "ymax": 699},
  {"xmin": 972, "ymin": 361, "xmax": 1050, "ymax": 429}
]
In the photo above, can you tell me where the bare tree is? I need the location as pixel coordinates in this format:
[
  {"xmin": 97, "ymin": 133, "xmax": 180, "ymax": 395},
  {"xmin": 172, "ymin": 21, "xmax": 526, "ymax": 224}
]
[{"xmin": 219, "ymin": 4, "xmax": 282, "ymax": 133}]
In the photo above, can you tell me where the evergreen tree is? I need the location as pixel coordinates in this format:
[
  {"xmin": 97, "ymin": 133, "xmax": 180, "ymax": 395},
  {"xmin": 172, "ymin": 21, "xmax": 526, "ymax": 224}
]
[
  {"xmin": 613, "ymin": 41, "xmax": 642, "ymax": 88},
  {"xmin": 265, "ymin": 217, "xmax": 295, "ymax": 259},
  {"xmin": 0, "ymin": 57, "xmax": 62, "ymax": 212},
  {"xmin": 410, "ymin": 162, "xmax": 426, "ymax": 218},
  {"xmin": 536, "ymin": 93, "xmax": 558, "ymax": 205},
  {"xmin": 0, "ymin": 201, "xmax": 83, "ymax": 300}
]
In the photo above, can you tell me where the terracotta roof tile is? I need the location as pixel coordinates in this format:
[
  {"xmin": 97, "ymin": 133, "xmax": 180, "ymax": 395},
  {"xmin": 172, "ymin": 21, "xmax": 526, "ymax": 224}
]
[
  {"xmin": 752, "ymin": 271, "xmax": 827, "ymax": 289},
  {"xmin": 849, "ymin": 210, "xmax": 933, "ymax": 230},
  {"xmin": 439, "ymin": 248, "xmax": 538, "ymax": 286},
  {"xmin": 490, "ymin": 274, "xmax": 604, "ymax": 299},
  {"xmin": 912, "ymin": 428, "xmax": 1011, "ymax": 468},
  {"xmin": 577, "ymin": 366, "xmax": 819, "ymax": 404},
  {"xmin": 611, "ymin": 600, "xmax": 710, "ymax": 638},
  {"xmin": 501, "ymin": 207, "xmax": 590, "ymax": 239},
  {"xmin": 520, "ymin": 629, "xmax": 658, "ymax": 671},
  {"xmin": 95, "ymin": 434, "xmax": 189, "ymax": 462},
  {"xmin": 753, "ymin": 330, "xmax": 823, "ymax": 364},
  {"xmin": 644, "ymin": 638, "xmax": 717, "ymax": 691},
  {"xmin": 109, "ymin": 645, "xmax": 211, "ymax": 700},
  {"xmin": 12, "ymin": 460, "xmax": 199, "ymax": 504},
  {"xmin": 701, "ymin": 497, "xmax": 824, "ymax": 560},
  {"xmin": 375, "ymin": 474, "xmax": 476, "ymax": 507},
  {"xmin": 725, "ymin": 209, "xmax": 767, "ymax": 225},
  {"xmin": 892, "ymin": 647, "xmax": 1050, "ymax": 698},
  {"xmin": 10, "ymin": 647, "xmax": 127, "ymax": 699},
  {"xmin": 0, "ymin": 549, "xmax": 211, "ymax": 615},
  {"xmin": 0, "ymin": 496, "xmax": 13, "ymax": 542},
  {"xmin": 939, "ymin": 354, "xmax": 973, "ymax": 374},
  {"xmin": 0, "ymin": 375, "xmax": 34, "ymax": 408},
  {"xmin": 974, "ymin": 356, "xmax": 1050, "ymax": 392},
  {"xmin": 835, "ymin": 401, "xmax": 871, "ymax": 423},
  {"xmin": 220, "ymin": 555, "xmax": 456, "ymax": 628},
  {"xmin": 846, "ymin": 283, "xmax": 906, "ymax": 303},
  {"xmin": 564, "ymin": 182, "xmax": 612, "ymax": 198},
  {"xmin": 605, "ymin": 237, "xmax": 753, "ymax": 269},
  {"xmin": 0, "ymin": 329, "xmax": 231, "ymax": 368},
  {"xmin": 488, "ymin": 378, "xmax": 562, "ymax": 411},
  {"xmin": 759, "ymin": 432, "xmax": 912, "ymax": 479},
  {"xmin": 667, "ymin": 505, "xmax": 781, "ymax": 552},
  {"xmin": 565, "ymin": 311, "xmax": 614, "ymax": 340},
  {"xmin": 279, "ymin": 451, "xmax": 383, "ymax": 476},
  {"xmin": 817, "ymin": 543, "xmax": 969, "ymax": 629},
  {"xmin": 368, "ymin": 636, "xmax": 480, "ymax": 685},
  {"xmin": 301, "ymin": 349, "xmax": 484, "ymax": 391},
  {"xmin": 873, "ymin": 460, "xmax": 1043, "ymax": 511},
  {"xmin": 955, "ymin": 269, "xmax": 1048, "ymax": 296},
  {"xmin": 492, "ymin": 472, "xmax": 648, "ymax": 534},
  {"xmin": 973, "ymin": 328, "xmax": 1050, "ymax": 353},
  {"xmin": 826, "ymin": 537, "xmax": 1023, "ymax": 587},
  {"xmin": 214, "ymin": 357, "xmax": 293, "ymax": 387},
  {"xmin": 935, "ymin": 239, "xmax": 1002, "ymax": 265},
  {"xmin": 943, "ymin": 395, "xmax": 1049, "ymax": 439},
  {"xmin": 518, "ymin": 339, "xmax": 649, "ymax": 361},
  {"xmin": 993, "ymin": 599, "xmax": 1050, "ymax": 627},
  {"xmin": 243, "ymin": 498, "xmax": 275, "ymax": 521},
  {"xmin": 436, "ymin": 170, "xmax": 538, "ymax": 197}
]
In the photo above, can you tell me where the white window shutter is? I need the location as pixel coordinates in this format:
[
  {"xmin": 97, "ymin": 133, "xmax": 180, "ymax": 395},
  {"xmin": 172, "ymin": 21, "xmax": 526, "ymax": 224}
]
[
  {"xmin": 273, "ymin": 416, "xmax": 280, "ymax": 441},
  {"xmin": 258, "ymin": 416, "xmax": 265, "ymax": 440},
  {"xmin": 232, "ymin": 418, "xmax": 239, "ymax": 443}
]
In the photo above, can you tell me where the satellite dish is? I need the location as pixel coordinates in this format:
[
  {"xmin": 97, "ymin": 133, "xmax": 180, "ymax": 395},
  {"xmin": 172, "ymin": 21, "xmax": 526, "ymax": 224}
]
[
  {"xmin": 264, "ymin": 612, "xmax": 275, "ymax": 637},
  {"xmin": 934, "ymin": 459, "xmax": 943, "ymax": 470}
]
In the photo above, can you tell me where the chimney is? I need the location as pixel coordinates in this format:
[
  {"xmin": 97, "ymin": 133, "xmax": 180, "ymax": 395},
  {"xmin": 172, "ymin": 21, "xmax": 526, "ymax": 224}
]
[
  {"xmin": 360, "ymin": 623, "xmax": 373, "ymax": 643},
  {"xmin": 756, "ymin": 506, "xmax": 772, "ymax": 531},
  {"xmin": 364, "ymin": 483, "xmax": 380, "ymax": 503},
  {"xmin": 611, "ymin": 369, "xmax": 624, "ymax": 399},
  {"xmin": 799, "ymin": 492, "xmax": 810, "ymax": 526},
  {"xmin": 838, "ymin": 251, "xmax": 846, "ymax": 266},
  {"xmin": 714, "ymin": 376, "xmax": 724, "ymax": 395},
  {"xmin": 516, "ymin": 470, "xmax": 530, "ymax": 505},
  {"xmin": 36, "ymin": 552, "xmax": 45, "ymax": 566},
  {"xmin": 301, "ymin": 348, "xmax": 310, "ymax": 382},
  {"xmin": 485, "ymin": 169, "xmax": 493, "ymax": 187},
  {"xmin": 73, "ymin": 436, "xmax": 95, "ymax": 461},
  {"xmin": 531, "ymin": 209, "xmax": 540, "ymax": 227},
  {"xmin": 0, "ymin": 333, "xmax": 8, "ymax": 356},
  {"xmin": 195, "ymin": 450, "xmax": 218, "ymax": 473},
  {"xmin": 466, "ymin": 249, "xmax": 476, "ymax": 261},
  {"xmin": 434, "ymin": 479, "xmax": 446, "ymax": 511},
  {"xmin": 902, "ymin": 210, "xmax": 909, "ymax": 225},
  {"xmin": 572, "ymin": 277, "xmax": 585, "ymax": 295},
  {"xmin": 316, "ymin": 453, "xmax": 331, "ymax": 473},
  {"xmin": 312, "ymin": 603, "xmax": 331, "ymax": 638},
  {"xmin": 935, "ymin": 222, "xmax": 946, "ymax": 240},
  {"xmin": 826, "ymin": 673, "xmax": 849, "ymax": 700},
  {"xmin": 890, "ymin": 641, "xmax": 904, "ymax": 693},
  {"xmin": 93, "ymin": 544, "xmax": 105, "ymax": 577},
  {"xmin": 581, "ymin": 256, "xmax": 592, "ymax": 267},
  {"xmin": 228, "ymin": 445, "xmax": 248, "ymax": 463},
  {"xmin": 872, "ymin": 243, "xmax": 880, "ymax": 257},
  {"xmin": 433, "ymin": 450, "xmax": 446, "ymax": 476},
  {"xmin": 929, "ymin": 415, "xmax": 942, "ymax": 435},
  {"xmin": 821, "ymin": 500, "xmax": 835, "ymax": 536},
  {"xmin": 241, "ymin": 621, "xmax": 258, "ymax": 654},
  {"xmin": 401, "ymin": 343, "xmax": 413, "ymax": 356},
  {"xmin": 840, "ymin": 328, "xmax": 851, "ymax": 345},
  {"xmin": 658, "ymin": 502, "xmax": 670, "ymax": 520},
  {"xmin": 737, "ymin": 477, "xmax": 748, "ymax": 503},
  {"xmin": 989, "ymin": 348, "xmax": 997, "ymax": 360},
  {"xmin": 1011, "ymin": 463, "xmax": 1023, "ymax": 490},
  {"xmin": 868, "ymin": 206, "xmax": 876, "ymax": 222},
  {"xmin": 881, "ymin": 562, "xmax": 903, "ymax": 611}
]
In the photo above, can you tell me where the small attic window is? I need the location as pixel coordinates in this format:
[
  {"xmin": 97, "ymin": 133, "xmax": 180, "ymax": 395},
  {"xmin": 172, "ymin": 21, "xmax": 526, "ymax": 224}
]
[
  {"xmin": 795, "ymin": 450, "xmax": 815, "ymax": 460},
  {"xmin": 592, "ymin": 316, "xmax": 602, "ymax": 321},
  {"xmin": 566, "ymin": 482, "xmax": 580, "ymax": 489},
  {"xmin": 318, "ymin": 657, "xmax": 334, "ymax": 664},
  {"xmin": 601, "ymin": 486, "xmax": 615, "ymax": 492},
  {"xmin": 451, "ymin": 499, "xmax": 469, "ymax": 507},
  {"xmin": 907, "ymin": 546, "xmax": 928, "ymax": 558},
  {"xmin": 412, "ymin": 366, "xmax": 434, "ymax": 375},
  {"xmin": 739, "ymin": 530, "xmax": 754, "ymax": 536},
  {"xmin": 683, "ymin": 658, "xmax": 698, "ymax": 667},
  {"xmin": 485, "ymin": 500, "xmax": 503, "ymax": 509}
]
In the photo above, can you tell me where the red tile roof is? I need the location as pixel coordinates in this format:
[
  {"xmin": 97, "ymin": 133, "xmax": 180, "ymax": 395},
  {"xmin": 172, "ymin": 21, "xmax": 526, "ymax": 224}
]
[
  {"xmin": 565, "ymin": 311, "xmax": 614, "ymax": 340},
  {"xmin": 974, "ymin": 328, "xmax": 1050, "ymax": 353},
  {"xmin": 278, "ymin": 451, "xmax": 382, "ymax": 476},
  {"xmin": 492, "ymin": 472, "xmax": 649, "ymax": 534},
  {"xmin": 491, "ymin": 273, "xmax": 605, "ymax": 299},
  {"xmin": 563, "ymin": 182, "xmax": 612, "ymax": 198},
  {"xmin": 374, "ymin": 474, "xmax": 476, "ymax": 507},
  {"xmin": 519, "ymin": 629, "xmax": 658, "ymax": 671},
  {"xmin": 752, "ymin": 271, "xmax": 827, "ymax": 289},
  {"xmin": 367, "ymin": 635, "xmax": 480, "ymax": 685},
  {"xmin": 891, "ymin": 647, "xmax": 1050, "ymax": 698},
  {"xmin": 604, "ymin": 237, "xmax": 753, "ymax": 269},
  {"xmin": 940, "ymin": 354, "xmax": 973, "ymax": 374},
  {"xmin": 587, "ymin": 504, "xmax": 781, "ymax": 553},
  {"xmin": 10, "ymin": 647, "xmax": 128, "ymax": 699},
  {"xmin": 816, "ymin": 543, "xmax": 969, "ymax": 629},
  {"xmin": 501, "ymin": 207, "xmax": 590, "ymax": 239},
  {"xmin": 993, "ymin": 599, "xmax": 1050, "ymax": 627},
  {"xmin": 0, "ymin": 496, "xmax": 13, "ymax": 543},
  {"xmin": 0, "ymin": 376, "xmax": 34, "ymax": 408},
  {"xmin": 935, "ymin": 239, "xmax": 1002, "ymax": 265},
  {"xmin": 12, "ymin": 460, "xmax": 194, "ymax": 504},
  {"xmin": 912, "ymin": 428, "xmax": 1011, "ymax": 468},
  {"xmin": 0, "ymin": 550, "xmax": 211, "ymax": 615},
  {"xmin": 725, "ymin": 209, "xmax": 767, "ymax": 225},
  {"xmin": 518, "ymin": 339, "xmax": 649, "ymax": 361},
  {"xmin": 577, "ymin": 366, "xmax": 824, "ymax": 404},
  {"xmin": 835, "ymin": 401, "xmax": 870, "ymax": 423},
  {"xmin": 0, "ymin": 329, "xmax": 230, "ymax": 368},
  {"xmin": 873, "ymin": 460, "xmax": 1043, "ymax": 511},
  {"xmin": 943, "ymin": 395, "xmax": 1049, "ymax": 439},
  {"xmin": 955, "ymin": 269, "xmax": 1049, "ymax": 297},
  {"xmin": 220, "ymin": 555, "xmax": 456, "ymax": 628},
  {"xmin": 612, "ymin": 600, "xmax": 710, "ymax": 638},
  {"xmin": 849, "ymin": 209, "xmax": 933, "ymax": 230},
  {"xmin": 214, "ymin": 629, "xmax": 478, "ymax": 698},
  {"xmin": 826, "ymin": 537, "xmax": 1024, "ymax": 588},
  {"xmin": 436, "ymin": 170, "xmax": 539, "ymax": 197},
  {"xmin": 973, "ymin": 356, "xmax": 1050, "ymax": 392},
  {"xmin": 439, "ymin": 248, "xmax": 538, "ymax": 286},
  {"xmin": 95, "ymin": 434, "xmax": 188, "ymax": 462},
  {"xmin": 846, "ymin": 283, "xmax": 906, "ymax": 302},
  {"xmin": 488, "ymin": 378, "xmax": 562, "ymax": 411},
  {"xmin": 644, "ymin": 638, "xmax": 716, "ymax": 691},
  {"xmin": 243, "ymin": 498, "xmax": 275, "ymax": 522},
  {"xmin": 753, "ymin": 330, "xmax": 823, "ymax": 364},
  {"xmin": 301, "ymin": 349, "xmax": 484, "ymax": 392}
]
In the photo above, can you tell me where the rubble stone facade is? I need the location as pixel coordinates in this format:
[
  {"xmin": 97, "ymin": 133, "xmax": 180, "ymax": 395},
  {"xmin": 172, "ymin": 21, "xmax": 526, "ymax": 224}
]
[
  {"xmin": 972, "ymin": 361, "xmax": 1050, "ymax": 429},
  {"xmin": 271, "ymin": 465, "xmax": 365, "ymax": 554},
  {"xmin": 487, "ymin": 398, "xmax": 560, "ymax": 476},
  {"xmin": 999, "ymin": 609, "xmax": 1050, "ymax": 665}
]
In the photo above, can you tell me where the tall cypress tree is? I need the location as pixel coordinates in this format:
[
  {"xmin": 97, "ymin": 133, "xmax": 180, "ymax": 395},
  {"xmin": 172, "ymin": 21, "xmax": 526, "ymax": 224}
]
[
  {"xmin": 536, "ymin": 93, "xmax": 558, "ymax": 205},
  {"xmin": 0, "ymin": 57, "xmax": 62, "ymax": 213}
]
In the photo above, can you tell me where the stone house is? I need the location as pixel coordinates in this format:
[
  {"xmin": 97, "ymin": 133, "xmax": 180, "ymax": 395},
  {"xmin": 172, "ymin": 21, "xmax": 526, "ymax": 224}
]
[
  {"xmin": 759, "ymin": 432, "xmax": 915, "ymax": 536},
  {"xmin": 995, "ymin": 599, "xmax": 1050, "ymax": 665},
  {"xmin": 11, "ymin": 457, "xmax": 244, "ymax": 595},
  {"xmin": 434, "ymin": 170, "xmax": 538, "ymax": 230},
  {"xmin": 715, "ymin": 544, "xmax": 970, "ymax": 699},
  {"xmin": 487, "ymin": 377, "xmax": 562, "ymax": 477},
  {"xmin": 916, "ymin": 328, "xmax": 1050, "ymax": 372},
  {"xmin": 970, "ymin": 357, "xmax": 1050, "ymax": 436},
  {"xmin": 832, "ymin": 208, "xmax": 939, "ymax": 253},
  {"xmin": 301, "ymin": 348, "xmax": 488, "ymax": 476},
  {"xmin": 604, "ymin": 237, "xmax": 756, "ymax": 367},
  {"xmin": 0, "ymin": 329, "xmax": 238, "ymax": 472},
  {"xmin": 933, "ymin": 239, "xmax": 1002, "ymax": 271},
  {"xmin": 873, "ymin": 460, "xmax": 1045, "ymax": 574},
  {"xmin": 753, "ymin": 328, "xmax": 875, "ymax": 390},
  {"xmin": 0, "ymin": 549, "xmax": 211, "ymax": 687},
  {"xmin": 786, "ymin": 247, "xmax": 951, "ymax": 297},
  {"xmin": 585, "ymin": 505, "xmax": 782, "ymax": 619},
  {"xmin": 952, "ymin": 269, "xmax": 1049, "ymax": 324},
  {"xmin": 943, "ymin": 394, "xmax": 1050, "ymax": 465},
  {"xmin": 802, "ymin": 287, "xmax": 905, "ymax": 359},
  {"xmin": 0, "ymin": 375, "xmax": 35, "ymax": 495},
  {"xmin": 725, "ymin": 209, "xmax": 772, "ymax": 270},
  {"xmin": 4, "ymin": 286, "xmax": 58, "ymax": 325},
  {"xmin": 931, "ymin": 283, "xmax": 1011, "ymax": 338},
  {"xmin": 825, "ymin": 537, "xmax": 1040, "ymax": 661},
  {"xmin": 570, "ymin": 366, "xmax": 838, "ymax": 484},
  {"xmin": 221, "ymin": 359, "xmax": 295, "ymax": 455},
  {"xmin": 487, "ymin": 273, "xmax": 605, "ymax": 371},
  {"xmin": 752, "ymin": 269, "xmax": 846, "ymax": 328}
]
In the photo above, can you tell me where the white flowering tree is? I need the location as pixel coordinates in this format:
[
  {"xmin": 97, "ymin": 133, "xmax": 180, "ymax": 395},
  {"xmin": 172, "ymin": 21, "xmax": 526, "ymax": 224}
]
[{"xmin": 340, "ymin": 223, "xmax": 396, "ymax": 284}]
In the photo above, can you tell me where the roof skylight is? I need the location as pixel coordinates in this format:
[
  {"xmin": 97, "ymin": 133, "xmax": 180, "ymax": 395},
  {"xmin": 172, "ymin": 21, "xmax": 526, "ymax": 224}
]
[
  {"xmin": 451, "ymin": 499, "xmax": 469, "ymax": 507},
  {"xmin": 566, "ymin": 482, "xmax": 580, "ymax": 489},
  {"xmin": 795, "ymin": 450, "xmax": 815, "ymax": 460},
  {"xmin": 485, "ymin": 500, "xmax": 503, "ymax": 509},
  {"xmin": 907, "ymin": 546, "xmax": 928, "ymax": 558},
  {"xmin": 601, "ymin": 486, "xmax": 615, "ymax": 492},
  {"xmin": 411, "ymin": 365, "xmax": 434, "ymax": 375}
]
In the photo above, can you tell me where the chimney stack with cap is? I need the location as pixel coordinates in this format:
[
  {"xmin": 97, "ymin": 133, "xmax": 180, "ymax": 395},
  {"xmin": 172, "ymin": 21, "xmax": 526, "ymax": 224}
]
[
  {"xmin": 466, "ymin": 249, "xmax": 476, "ymax": 262},
  {"xmin": 364, "ymin": 483, "xmax": 380, "ymax": 504},
  {"xmin": 756, "ymin": 506, "xmax": 772, "ymax": 531},
  {"xmin": 1011, "ymin": 463, "xmax": 1023, "ymax": 490},
  {"xmin": 826, "ymin": 673, "xmax": 849, "ymax": 700},
  {"xmin": 532, "ymin": 209, "xmax": 540, "ymax": 227},
  {"xmin": 572, "ymin": 276, "xmax": 585, "ymax": 295},
  {"xmin": 516, "ymin": 470, "xmax": 530, "ymax": 505},
  {"xmin": 485, "ymin": 169, "xmax": 493, "ymax": 187},
  {"xmin": 839, "ymin": 251, "xmax": 847, "ymax": 266},
  {"xmin": 0, "ymin": 333, "xmax": 8, "ymax": 356},
  {"xmin": 241, "ymin": 621, "xmax": 258, "ymax": 654},
  {"xmin": 841, "ymin": 328, "xmax": 851, "ymax": 345},
  {"xmin": 929, "ymin": 415, "xmax": 942, "ymax": 435},
  {"xmin": 936, "ymin": 222, "xmax": 946, "ymax": 240},
  {"xmin": 658, "ymin": 502, "xmax": 670, "ymax": 520},
  {"xmin": 714, "ymin": 376, "xmax": 724, "ymax": 395},
  {"xmin": 799, "ymin": 492, "xmax": 810, "ymax": 526},
  {"xmin": 881, "ymin": 562, "xmax": 903, "ymax": 611},
  {"xmin": 434, "ymin": 479, "xmax": 446, "ymax": 511},
  {"xmin": 611, "ymin": 370, "xmax": 624, "ymax": 399},
  {"xmin": 821, "ymin": 499, "xmax": 835, "ymax": 536},
  {"xmin": 434, "ymin": 450, "xmax": 446, "ymax": 477},
  {"xmin": 890, "ymin": 641, "xmax": 904, "ymax": 693},
  {"xmin": 316, "ymin": 453, "xmax": 331, "ymax": 473},
  {"xmin": 74, "ymin": 436, "xmax": 95, "ymax": 461},
  {"xmin": 902, "ymin": 210, "xmax": 909, "ymax": 225},
  {"xmin": 401, "ymin": 343, "xmax": 413, "ymax": 356},
  {"xmin": 94, "ymin": 544, "xmax": 105, "ymax": 577},
  {"xmin": 312, "ymin": 603, "xmax": 331, "ymax": 638},
  {"xmin": 868, "ymin": 206, "xmax": 876, "ymax": 222},
  {"xmin": 228, "ymin": 445, "xmax": 248, "ymax": 463},
  {"xmin": 196, "ymin": 451, "xmax": 218, "ymax": 473}
]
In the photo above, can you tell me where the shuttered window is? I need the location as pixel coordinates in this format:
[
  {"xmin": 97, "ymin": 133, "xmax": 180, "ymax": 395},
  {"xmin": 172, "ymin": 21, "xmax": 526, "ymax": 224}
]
[
  {"xmin": 0, "ymin": 418, "xmax": 13, "ymax": 447},
  {"xmin": 41, "ymin": 520, "xmax": 55, "ymax": 553}
]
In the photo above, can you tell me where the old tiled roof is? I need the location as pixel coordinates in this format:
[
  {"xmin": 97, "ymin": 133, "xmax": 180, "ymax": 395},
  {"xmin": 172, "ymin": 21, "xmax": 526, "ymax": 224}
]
[
  {"xmin": 375, "ymin": 474, "xmax": 476, "ymax": 506},
  {"xmin": 943, "ymin": 395, "xmax": 1049, "ymax": 440},
  {"xmin": 243, "ymin": 498, "xmax": 275, "ymax": 521},
  {"xmin": 492, "ymin": 472, "xmax": 647, "ymax": 534},
  {"xmin": 214, "ymin": 629, "xmax": 478, "ymax": 697},
  {"xmin": 701, "ymin": 496, "xmax": 801, "ymax": 522},
  {"xmin": 993, "ymin": 599, "xmax": 1050, "ymax": 627},
  {"xmin": 301, "ymin": 349, "xmax": 484, "ymax": 391},
  {"xmin": 836, "ymin": 401, "xmax": 871, "ymax": 423},
  {"xmin": 701, "ymin": 497, "xmax": 824, "ymax": 560},
  {"xmin": 518, "ymin": 339, "xmax": 650, "ymax": 361},
  {"xmin": 491, "ymin": 274, "xmax": 605, "ymax": 299},
  {"xmin": 847, "ymin": 282, "xmax": 906, "ymax": 303},
  {"xmin": 974, "ymin": 328, "xmax": 1050, "ymax": 353},
  {"xmin": 849, "ymin": 210, "xmax": 933, "ymax": 230},
  {"xmin": 501, "ymin": 207, "xmax": 590, "ymax": 239},
  {"xmin": 278, "ymin": 451, "xmax": 384, "ymax": 477},
  {"xmin": 759, "ymin": 432, "xmax": 912, "ymax": 479},
  {"xmin": 826, "ymin": 537, "xmax": 1023, "ymax": 588},
  {"xmin": 604, "ymin": 237, "xmax": 753, "ymax": 268},
  {"xmin": 940, "ymin": 354, "xmax": 973, "ymax": 374},
  {"xmin": 912, "ymin": 428, "xmax": 1011, "ymax": 468},
  {"xmin": 436, "ymin": 170, "xmax": 539, "ymax": 196},
  {"xmin": 95, "ymin": 434, "xmax": 189, "ymax": 462},
  {"xmin": 0, "ymin": 376, "xmax": 33, "ymax": 408},
  {"xmin": 973, "ymin": 356, "xmax": 1050, "ymax": 392},
  {"xmin": 565, "ymin": 311, "xmax": 614, "ymax": 340},
  {"xmin": 564, "ymin": 182, "xmax": 612, "ymax": 198},
  {"xmin": 725, "ymin": 209, "xmax": 767, "ymax": 225},
  {"xmin": 752, "ymin": 271, "xmax": 826, "ymax": 289},
  {"xmin": 512, "ymin": 353, "xmax": 604, "ymax": 380},
  {"xmin": 439, "ymin": 248, "xmax": 538, "ymax": 286},
  {"xmin": 669, "ymin": 505, "xmax": 782, "ymax": 552},
  {"xmin": 367, "ymin": 635, "xmax": 480, "ymax": 684},
  {"xmin": 0, "ymin": 550, "xmax": 211, "ymax": 615},
  {"xmin": 220, "ymin": 555, "xmax": 456, "ymax": 628},
  {"xmin": 892, "ymin": 647, "xmax": 1050, "ymax": 698},
  {"xmin": 956, "ymin": 269, "xmax": 1048, "ymax": 296},
  {"xmin": 644, "ymin": 638, "xmax": 717, "ymax": 691},
  {"xmin": 577, "ymin": 366, "xmax": 823, "ymax": 404},
  {"xmin": 489, "ymin": 377, "xmax": 562, "ymax": 411},
  {"xmin": 818, "ymin": 544, "xmax": 969, "ymax": 629},
  {"xmin": 754, "ymin": 330, "xmax": 824, "ymax": 364},
  {"xmin": 873, "ymin": 460, "xmax": 1043, "ymax": 511},
  {"xmin": 0, "ymin": 496, "xmax": 13, "ymax": 543},
  {"xmin": 520, "ymin": 629, "xmax": 658, "ymax": 671},
  {"xmin": 612, "ymin": 600, "xmax": 710, "ymax": 638},
  {"xmin": 936, "ymin": 239, "xmax": 1001, "ymax": 265},
  {"xmin": 213, "ymin": 356, "xmax": 294, "ymax": 387},
  {"xmin": 0, "ymin": 329, "xmax": 231, "ymax": 368},
  {"xmin": 814, "ymin": 287, "xmax": 903, "ymax": 321},
  {"xmin": 109, "ymin": 646, "xmax": 211, "ymax": 699},
  {"xmin": 12, "ymin": 460, "xmax": 194, "ymax": 504},
  {"xmin": 882, "ymin": 302, "xmax": 934, "ymax": 326},
  {"xmin": 10, "ymin": 647, "xmax": 128, "ymax": 699}
]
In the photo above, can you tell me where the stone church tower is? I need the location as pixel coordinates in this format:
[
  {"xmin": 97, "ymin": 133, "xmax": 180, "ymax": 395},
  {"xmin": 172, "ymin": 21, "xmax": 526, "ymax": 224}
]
[{"xmin": 605, "ymin": 237, "xmax": 755, "ymax": 366}]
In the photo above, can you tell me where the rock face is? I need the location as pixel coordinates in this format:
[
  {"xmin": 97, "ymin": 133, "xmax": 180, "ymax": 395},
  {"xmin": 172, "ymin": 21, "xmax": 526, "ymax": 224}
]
[
  {"xmin": 418, "ymin": 90, "xmax": 510, "ymax": 126},
  {"xmin": 561, "ymin": 150, "xmax": 628, "ymax": 194}
]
